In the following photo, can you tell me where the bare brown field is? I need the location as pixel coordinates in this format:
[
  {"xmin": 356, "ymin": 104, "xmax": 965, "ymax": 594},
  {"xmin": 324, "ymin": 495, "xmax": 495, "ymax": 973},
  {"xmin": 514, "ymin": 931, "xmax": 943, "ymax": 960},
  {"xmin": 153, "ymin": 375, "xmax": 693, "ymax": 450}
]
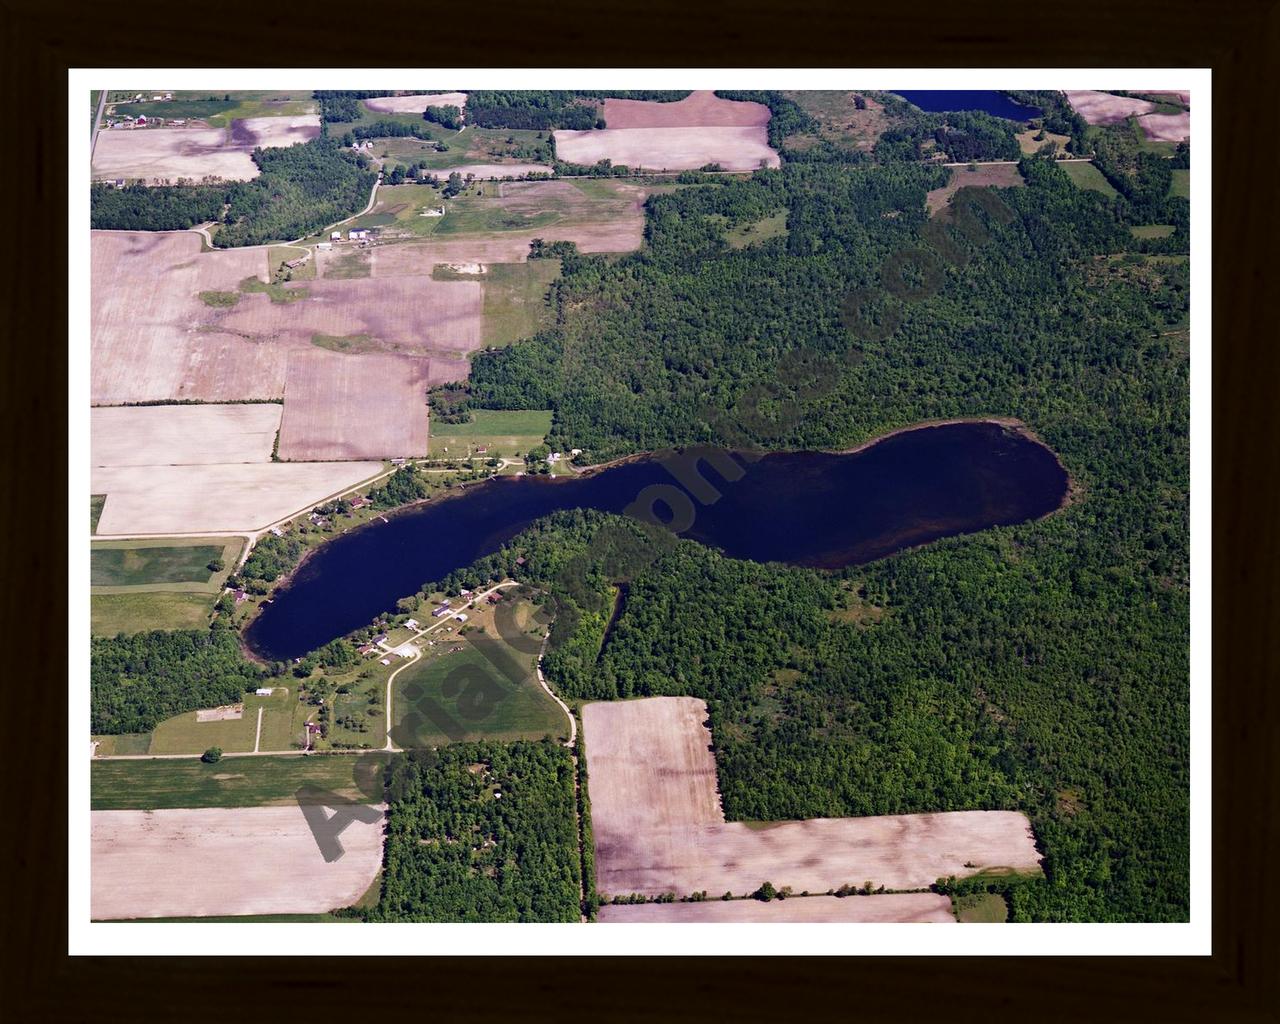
[
  {"xmin": 1063, "ymin": 90, "xmax": 1155, "ymax": 125},
  {"xmin": 445, "ymin": 163, "xmax": 554, "ymax": 180},
  {"xmin": 91, "ymin": 461, "xmax": 383, "ymax": 534},
  {"xmin": 926, "ymin": 163, "xmax": 1025, "ymax": 215},
  {"xmin": 229, "ymin": 114, "xmax": 321, "ymax": 148},
  {"xmin": 554, "ymin": 126, "xmax": 779, "ymax": 172},
  {"xmin": 1137, "ymin": 111, "xmax": 1191, "ymax": 142},
  {"xmin": 91, "ymin": 231, "xmax": 279, "ymax": 403},
  {"xmin": 91, "ymin": 405, "xmax": 281, "ymax": 466},
  {"xmin": 782, "ymin": 91, "xmax": 892, "ymax": 153},
  {"xmin": 363, "ymin": 92, "xmax": 468, "ymax": 114},
  {"xmin": 278, "ymin": 350, "xmax": 431, "ymax": 461},
  {"xmin": 598, "ymin": 893, "xmax": 957, "ymax": 923},
  {"xmin": 600, "ymin": 91, "xmax": 770, "ymax": 129},
  {"xmin": 219, "ymin": 276, "xmax": 483, "ymax": 354},
  {"xmin": 583, "ymin": 697, "xmax": 1042, "ymax": 899},
  {"xmin": 91, "ymin": 806, "xmax": 383, "ymax": 919},
  {"xmin": 92, "ymin": 127, "xmax": 259, "ymax": 183}
]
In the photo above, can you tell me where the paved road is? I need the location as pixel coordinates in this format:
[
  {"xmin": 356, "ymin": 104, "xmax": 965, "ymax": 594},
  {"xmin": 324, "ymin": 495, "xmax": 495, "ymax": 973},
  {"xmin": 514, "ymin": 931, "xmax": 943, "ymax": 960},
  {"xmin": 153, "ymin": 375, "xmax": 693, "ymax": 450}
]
[{"xmin": 90, "ymin": 89, "xmax": 107, "ymax": 161}]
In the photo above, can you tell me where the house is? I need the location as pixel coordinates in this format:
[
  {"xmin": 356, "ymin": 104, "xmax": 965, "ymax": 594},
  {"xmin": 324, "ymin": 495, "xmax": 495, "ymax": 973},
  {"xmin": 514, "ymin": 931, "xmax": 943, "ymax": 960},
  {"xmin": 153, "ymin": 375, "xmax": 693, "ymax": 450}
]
[
  {"xmin": 405, "ymin": 618, "xmax": 420, "ymax": 630},
  {"xmin": 152, "ymin": 95, "xmax": 163, "ymax": 101},
  {"xmin": 269, "ymin": 526, "xmax": 284, "ymax": 537},
  {"xmin": 475, "ymin": 446, "xmax": 488, "ymax": 454},
  {"xmin": 233, "ymin": 589, "xmax": 247, "ymax": 604},
  {"xmin": 454, "ymin": 613, "xmax": 469, "ymax": 623},
  {"xmin": 349, "ymin": 229, "xmax": 368, "ymax": 241},
  {"xmin": 113, "ymin": 179, "xmax": 126, "ymax": 189},
  {"xmin": 349, "ymin": 495, "xmax": 370, "ymax": 508},
  {"xmin": 432, "ymin": 604, "xmax": 452, "ymax": 617},
  {"xmin": 372, "ymin": 633, "xmax": 389, "ymax": 644},
  {"xmin": 330, "ymin": 231, "xmax": 342, "ymax": 241},
  {"xmin": 460, "ymin": 589, "xmax": 472, "ymax": 597},
  {"xmin": 136, "ymin": 115, "xmax": 147, "ymax": 125},
  {"xmin": 515, "ymin": 556, "xmax": 527, "ymax": 566},
  {"xmin": 255, "ymin": 688, "xmax": 274, "ymax": 697},
  {"xmin": 170, "ymin": 119, "xmax": 185, "ymax": 126},
  {"xmin": 357, "ymin": 643, "xmax": 375, "ymax": 656}
]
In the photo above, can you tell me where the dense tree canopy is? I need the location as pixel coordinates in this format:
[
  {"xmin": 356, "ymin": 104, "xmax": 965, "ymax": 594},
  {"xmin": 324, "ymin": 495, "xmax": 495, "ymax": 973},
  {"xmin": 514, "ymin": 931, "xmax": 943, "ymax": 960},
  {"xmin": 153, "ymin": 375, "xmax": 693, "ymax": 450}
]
[{"xmin": 369, "ymin": 741, "xmax": 581, "ymax": 922}]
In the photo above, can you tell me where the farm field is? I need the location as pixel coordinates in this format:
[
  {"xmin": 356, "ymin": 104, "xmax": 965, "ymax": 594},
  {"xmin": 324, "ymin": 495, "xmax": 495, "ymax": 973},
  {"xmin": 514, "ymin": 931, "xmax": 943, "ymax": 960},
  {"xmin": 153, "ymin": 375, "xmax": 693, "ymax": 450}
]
[
  {"xmin": 90, "ymin": 461, "xmax": 382, "ymax": 534},
  {"xmin": 91, "ymin": 754, "xmax": 386, "ymax": 809},
  {"xmin": 90, "ymin": 537, "xmax": 241, "ymax": 591},
  {"xmin": 91, "ymin": 232, "xmax": 275, "ymax": 404},
  {"xmin": 432, "ymin": 261, "xmax": 561, "ymax": 347},
  {"xmin": 91, "ymin": 805, "xmax": 384, "ymax": 919},
  {"xmin": 105, "ymin": 91, "xmax": 318, "ymax": 127},
  {"xmin": 429, "ymin": 409, "xmax": 553, "ymax": 457},
  {"xmin": 583, "ymin": 697, "xmax": 1042, "ymax": 899},
  {"xmin": 600, "ymin": 91, "xmax": 769, "ymax": 129},
  {"xmin": 598, "ymin": 893, "xmax": 957, "ymax": 923},
  {"xmin": 92, "ymin": 115, "xmax": 321, "ymax": 184},
  {"xmin": 390, "ymin": 597, "xmax": 566, "ymax": 747},
  {"xmin": 1137, "ymin": 111, "xmax": 1190, "ymax": 142},
  {"xmin": 1062, "ymin": 161, "xmax": 1120, "ymax": 198},
  {"xmin": 925, "ymin": 163, "xmax": 1024, "ymax": 215},
  {"xmin": 555, "ymin": 126, "xmax": 779, "ymax": 172},
  {"xmin": 363, "ymin": 92, "xmax": 468, "ymax": 114},
  {"xmin": 277, "ymin": 350, "xmax": 434, "ymax": 461},
  {"xmin": 92, "ymin": 127, "xmax": 259, "ymax": 183},
  {"xmin": 91, "ymin": 591, "xmax": 217, "ymax": 635},
  {"xmin": 91, "ymin": 404, "xmax": 281, "ymax": 467},
  {"xmin": 1064, "ymin": 90, "xmax": 1156, "ymax": 125}
]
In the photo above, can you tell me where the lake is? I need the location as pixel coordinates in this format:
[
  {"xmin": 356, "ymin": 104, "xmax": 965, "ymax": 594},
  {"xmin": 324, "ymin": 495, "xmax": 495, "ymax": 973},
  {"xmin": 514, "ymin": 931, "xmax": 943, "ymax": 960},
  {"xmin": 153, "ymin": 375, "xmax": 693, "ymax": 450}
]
[
  {"xmin": 891, "ymin": 91, "xmax": 1042, "ymax": 121},
  {"xmin": 244, "ymin": 422, "xmax": 1068, "ymax": 661}
]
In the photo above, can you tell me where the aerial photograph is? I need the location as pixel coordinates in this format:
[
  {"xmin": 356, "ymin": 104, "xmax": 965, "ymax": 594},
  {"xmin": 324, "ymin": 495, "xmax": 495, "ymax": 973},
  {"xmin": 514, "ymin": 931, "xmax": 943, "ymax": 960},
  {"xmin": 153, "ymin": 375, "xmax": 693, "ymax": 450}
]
[{"xmin": 84, "ymin": 82, "xmax": 1192, "ymax": 929}]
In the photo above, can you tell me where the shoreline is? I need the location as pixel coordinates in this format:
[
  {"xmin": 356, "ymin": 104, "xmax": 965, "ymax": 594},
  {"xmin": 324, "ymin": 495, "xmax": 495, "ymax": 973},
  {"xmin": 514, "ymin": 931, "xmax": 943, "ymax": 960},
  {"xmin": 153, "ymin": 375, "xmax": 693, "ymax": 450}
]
[{"xmin": 238, "ymin": 416, "xmax": 1076, "ymax": 658}]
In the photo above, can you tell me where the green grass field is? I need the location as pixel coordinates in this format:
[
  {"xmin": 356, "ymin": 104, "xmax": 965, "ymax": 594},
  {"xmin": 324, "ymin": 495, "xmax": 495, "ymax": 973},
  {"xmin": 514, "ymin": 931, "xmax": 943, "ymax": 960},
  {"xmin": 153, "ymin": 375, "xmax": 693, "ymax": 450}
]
[
  {"xmin": 1062, "ymin": 161, "xmax": 1119, "ymax": 198},
  {"xmin": 390, "ymin": 602, "xmax": 566, "ymax": 747},
  {"xmin": 147, "ymin": 690, "xmax": 309, "ymax": 755},
  {"xmin": 91, "ymin": 753, "xmax": 384, "ymax": 809},
  {"xmin": 321, "ymin": 252, "xmax": 371, "ymax": 279},
  {"xmin": 430, "ymin": 409, "xmax": 552, "ymax": 458},
  {"xmin": 91, "ymin": 537, "xmax": 242, "ymax": 594},
  {"xmin": 91, "ymin": 592, "xmax": 217, "ymax": 635},
  {"xmin": 954, "ymin": 892, "xmax": 1008, "ymax": 923},
  {"xmin": 93, "ymin": 733, "xmax": 152, "ymax": 757},
  {"xmin": 269, "ymin": 245, "xmax": 316, "ymax": 281},
  {"xmin": 90, "ymin": 495, "xmax": 105, "ymax": 534},
  {"xmin": 1130, "ymin": 224, "xmax": 1176, "ymax": 239},
  {"xmin": 724, "ymin": 210, "xmax": 789, "ymax": 249},
  {"xmin": 1170, "ymin": 169, "xmax": 1190, "ymax": 199},
  {"xmin": 106, "ymin": 91, "xmax": 317, "ymax": 127},
  {"xmin": 372, "ymin": 127, "xmax": 551, "ymax": 172},
  {"xmin": 91, "ymin": 543, "xmax": 223, "ymax": 588},
  {"xmin": 432, "ymin": 261, "xmax": 560, "ymax": 347}
]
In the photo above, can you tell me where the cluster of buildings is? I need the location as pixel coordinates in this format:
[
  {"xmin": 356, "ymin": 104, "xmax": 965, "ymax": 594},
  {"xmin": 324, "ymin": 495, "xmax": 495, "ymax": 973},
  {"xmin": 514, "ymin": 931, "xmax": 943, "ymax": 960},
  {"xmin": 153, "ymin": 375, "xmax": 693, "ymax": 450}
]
[{"xmin": 329, "ymin": 229, "xmax": 371, "ymax": 244}]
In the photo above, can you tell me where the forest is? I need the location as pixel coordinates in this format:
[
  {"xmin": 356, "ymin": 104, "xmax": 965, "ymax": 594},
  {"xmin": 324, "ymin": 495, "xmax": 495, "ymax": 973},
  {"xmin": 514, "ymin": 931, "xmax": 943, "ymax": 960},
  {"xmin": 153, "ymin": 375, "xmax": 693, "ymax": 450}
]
[
  {"xmin": 90, "ymin": 137, "xmax": 376, "ymax": 245},
  {"xmin": 366, "ymin": 741, "xmax": 582, "ymax": 922},
  {"xmin": 429, "ymin": 149, "xmax": 1190, "ymax": 921}
]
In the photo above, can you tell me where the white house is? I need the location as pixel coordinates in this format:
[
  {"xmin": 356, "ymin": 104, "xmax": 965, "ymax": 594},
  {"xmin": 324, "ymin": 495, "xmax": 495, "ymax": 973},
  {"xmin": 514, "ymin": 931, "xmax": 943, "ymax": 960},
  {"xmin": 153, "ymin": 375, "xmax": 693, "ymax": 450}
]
[
  {"xmin": 330, "ymin": 231, "xmax": 342, "ymax": 241},
  {"xmin": 255, "ymin": 688, "xmax": 274, "ymax": 696}
]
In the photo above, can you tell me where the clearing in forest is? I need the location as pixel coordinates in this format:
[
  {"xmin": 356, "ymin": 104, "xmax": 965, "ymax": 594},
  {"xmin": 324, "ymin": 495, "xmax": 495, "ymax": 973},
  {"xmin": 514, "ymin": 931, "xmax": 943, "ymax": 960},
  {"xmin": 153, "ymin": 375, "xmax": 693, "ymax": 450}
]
[
  {"xmin": 925, "ymin": 163, "xmax": 1024, "ymax": 215},
  {"xmin": 582, "ymin": 697, "xmax": 1042, "ymax": 905}
]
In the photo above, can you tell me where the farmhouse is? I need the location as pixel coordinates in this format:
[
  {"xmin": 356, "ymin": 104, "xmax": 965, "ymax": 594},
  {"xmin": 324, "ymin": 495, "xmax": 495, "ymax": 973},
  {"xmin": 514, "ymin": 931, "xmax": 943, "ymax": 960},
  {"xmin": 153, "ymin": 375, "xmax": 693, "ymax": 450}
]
[
  {"xmin": 349, "ymin": 229, "xmax": 369, "ymax": 241},
  {"xmin": 331, "ymin": 231, "xmax": 342, "ymax": 241}
]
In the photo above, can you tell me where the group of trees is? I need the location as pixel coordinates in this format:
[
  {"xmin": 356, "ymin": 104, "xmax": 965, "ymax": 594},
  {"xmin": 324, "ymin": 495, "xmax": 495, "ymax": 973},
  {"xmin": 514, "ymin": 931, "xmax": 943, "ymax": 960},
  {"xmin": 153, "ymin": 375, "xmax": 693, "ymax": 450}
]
[
  {"xmin": 366, "ymin": 741, "xmax": 582, "ymax": 921},
  {"xmin": 90, "ymin": 629, "xmax": 268, "ymax": 734},
  {"xmin": 91, "ymin": 137, "xmax": 377, "ymax": 245}
]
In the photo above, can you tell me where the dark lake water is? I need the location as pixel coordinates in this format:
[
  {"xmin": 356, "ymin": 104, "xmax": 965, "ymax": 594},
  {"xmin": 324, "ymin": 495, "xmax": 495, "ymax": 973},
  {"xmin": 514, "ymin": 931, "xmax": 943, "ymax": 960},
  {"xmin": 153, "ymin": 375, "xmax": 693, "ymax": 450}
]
[
  {"xmin": 244, "ymin": 422, "xmax": 1067, "ymax": 661},
  {"xmin": 891, "ymin": 91, "xmax": 1042, "ymax": 121}
]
